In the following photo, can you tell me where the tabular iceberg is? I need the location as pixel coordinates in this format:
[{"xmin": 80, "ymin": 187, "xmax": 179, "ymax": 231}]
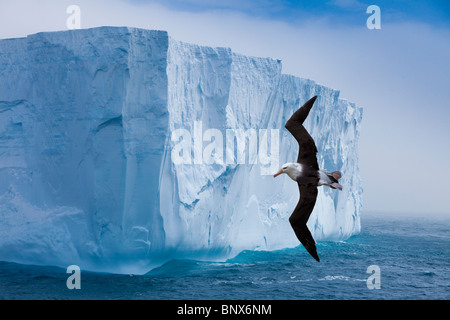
[{"xmin": 0, "ymin": 27, "xmax": 363, "ymax": 274}]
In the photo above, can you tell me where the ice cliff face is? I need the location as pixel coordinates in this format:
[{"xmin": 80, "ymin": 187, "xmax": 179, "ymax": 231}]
[{"xmin": 0, "ymin": 27, "xmax": 362, "ymax": 273}]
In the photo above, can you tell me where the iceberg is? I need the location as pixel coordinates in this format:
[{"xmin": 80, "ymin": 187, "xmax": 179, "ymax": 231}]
[{"xmin": 0, "ymin": 27, "xmax": 363, "ymax": 274}]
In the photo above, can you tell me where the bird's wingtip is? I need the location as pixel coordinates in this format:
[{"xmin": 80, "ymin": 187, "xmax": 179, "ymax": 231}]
[{"xmin": 312, "ymin": 252, "xmax": 320, "ymax": 262}]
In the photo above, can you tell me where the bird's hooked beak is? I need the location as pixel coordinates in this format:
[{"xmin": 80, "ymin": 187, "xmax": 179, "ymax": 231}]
[{"xmin": 273, "ymin": 168, "xmax": 283, "ymax": 178}]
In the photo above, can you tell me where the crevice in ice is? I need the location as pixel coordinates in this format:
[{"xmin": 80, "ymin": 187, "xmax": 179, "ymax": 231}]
[{"xmin": 97, "ymin": 115, "xmax": 123, "ymax": 131}]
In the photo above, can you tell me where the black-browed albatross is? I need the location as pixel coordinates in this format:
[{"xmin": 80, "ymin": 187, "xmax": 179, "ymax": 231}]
[{"xmin": 273, "ymin": 96, "xmax": 343, "ymax": 262}]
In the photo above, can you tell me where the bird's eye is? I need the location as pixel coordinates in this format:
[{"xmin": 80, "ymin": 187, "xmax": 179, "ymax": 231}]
[{"xmin": 282, "ymin": 166, "xmax": 287, "ymax": 170}]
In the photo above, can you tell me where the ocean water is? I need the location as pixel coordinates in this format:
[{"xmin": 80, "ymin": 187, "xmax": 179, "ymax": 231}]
[{"xmin": 0, "ymin": 213, "xmax": 448, "ymax": 300}]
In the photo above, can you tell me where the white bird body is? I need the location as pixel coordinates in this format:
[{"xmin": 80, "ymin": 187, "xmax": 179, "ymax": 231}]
[
  {"xmin": 275, "ymin": 163, "xmax": 341, "ymax": 189},
  {"xmin": 318, "ymin": 169, "xmax": 334, "ymax": 186}
]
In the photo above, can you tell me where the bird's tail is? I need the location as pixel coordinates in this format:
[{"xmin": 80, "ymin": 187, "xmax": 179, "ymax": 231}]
[
  {"xmin": 328, "ymin": 171, "xmax": 343, "ymax": 191},
  {"xmin": 330, "ymin": 183, "xmax": 343, "ymax": 191},
  {"xmin": 331, "ymin": 171, "xmax": 342, "ymax": 180}
]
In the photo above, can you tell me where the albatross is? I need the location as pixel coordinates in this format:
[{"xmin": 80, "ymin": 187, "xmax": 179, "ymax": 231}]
[{"xmin": 273, "ymin": 96, "xmax": 343, "ymax": 262}]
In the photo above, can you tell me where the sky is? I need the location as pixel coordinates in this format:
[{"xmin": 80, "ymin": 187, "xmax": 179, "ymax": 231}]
[{"xmin": 0, "ymin": 0, "xmax": 449, "ymax": 216}]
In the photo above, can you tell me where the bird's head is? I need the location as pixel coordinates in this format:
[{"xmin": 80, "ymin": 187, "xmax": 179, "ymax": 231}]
[{"xmin": 273, "ymin": 163, "xmax": 296, "ymax": 178}]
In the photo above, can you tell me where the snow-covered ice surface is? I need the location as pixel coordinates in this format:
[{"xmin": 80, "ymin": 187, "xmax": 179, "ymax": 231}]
[{"xmin": 0, "ymin": 27, "xmax": 362, "ymax": 274}]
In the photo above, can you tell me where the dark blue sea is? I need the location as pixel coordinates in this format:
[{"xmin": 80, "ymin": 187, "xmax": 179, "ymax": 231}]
[{"xmin": 0, "ymin": 213, "xmax": 448, "ymax": 300}]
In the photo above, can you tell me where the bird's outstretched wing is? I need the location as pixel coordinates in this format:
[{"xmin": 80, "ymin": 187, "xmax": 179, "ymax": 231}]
[
  {"xmin": 285, "ymin": 96, "xmax": 319, "ymax": 170},
  {"xmin": 289, "ymin": 183, "xmax": 320, "ymax": 262}
]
